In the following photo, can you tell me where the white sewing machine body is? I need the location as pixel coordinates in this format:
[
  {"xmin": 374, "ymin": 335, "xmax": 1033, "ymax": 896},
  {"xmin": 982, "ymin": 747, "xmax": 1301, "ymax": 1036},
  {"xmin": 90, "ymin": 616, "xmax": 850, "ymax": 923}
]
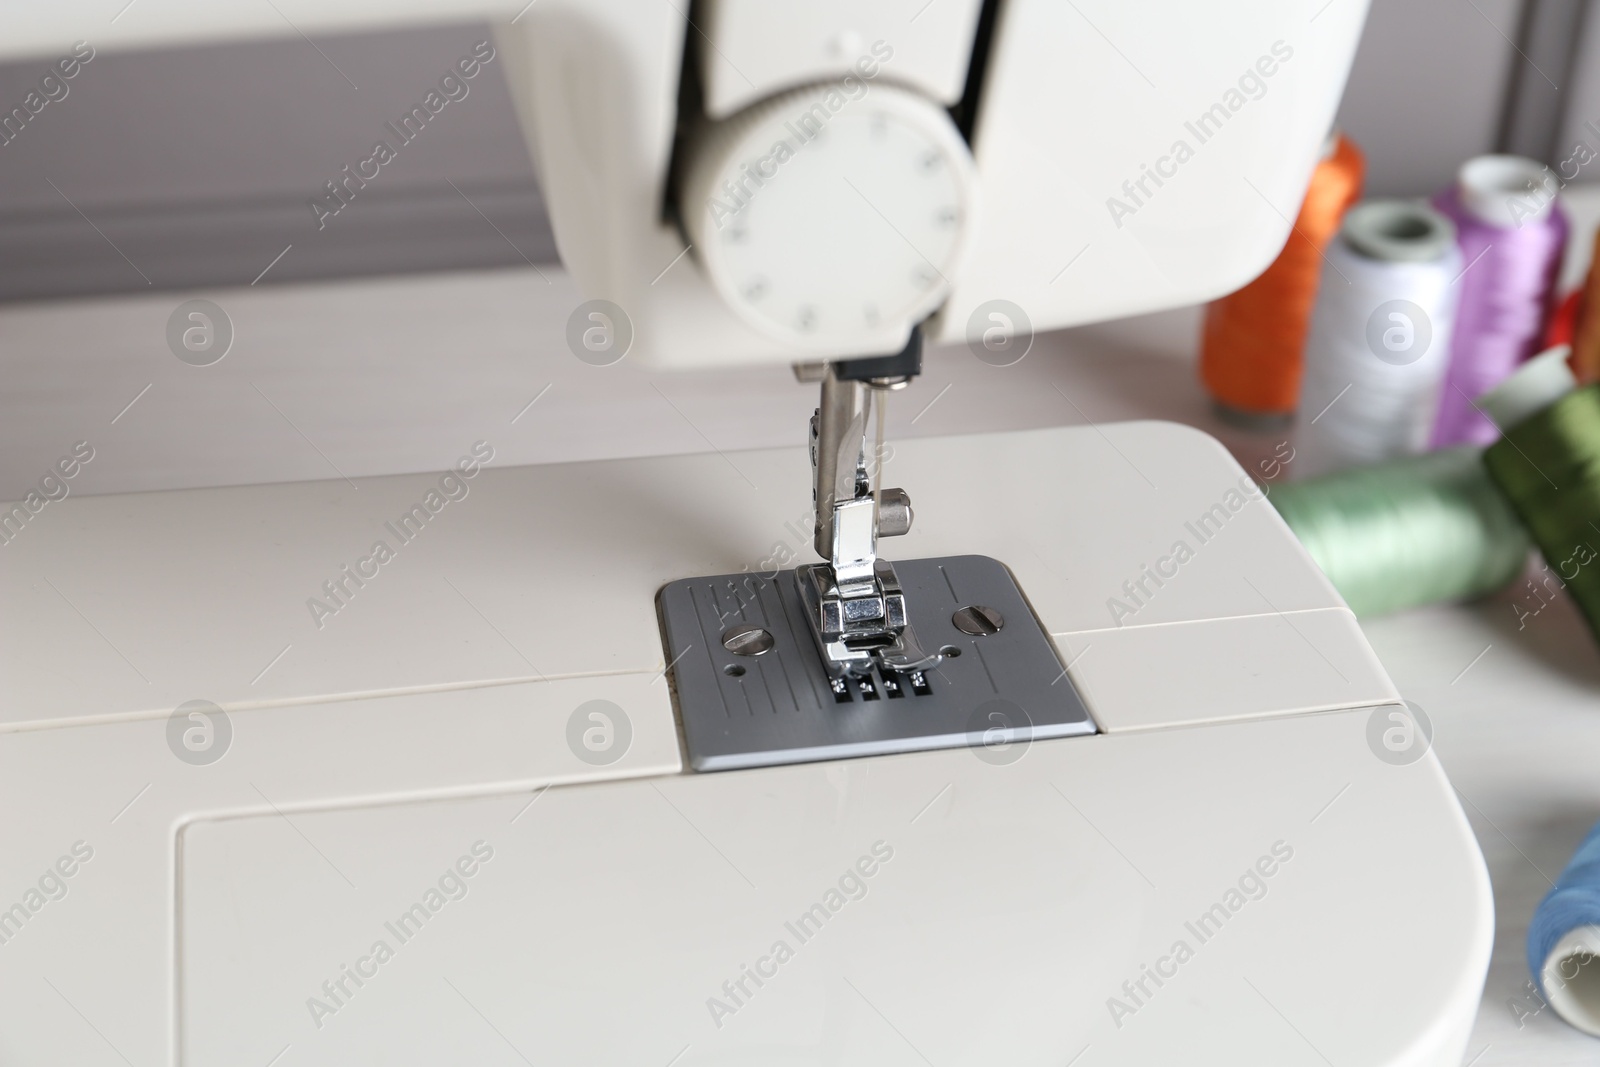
[
  {"xmin": 11, "ymin": 0, "xmax": 1369, "ymax": 366},
  {"xmin": 1, "ymin": 423, "xmax": 1490, "ymax": 1064},
  {"xmin": 0, "ymin": 1, "xmax": 1492, "ymax": 1063}
]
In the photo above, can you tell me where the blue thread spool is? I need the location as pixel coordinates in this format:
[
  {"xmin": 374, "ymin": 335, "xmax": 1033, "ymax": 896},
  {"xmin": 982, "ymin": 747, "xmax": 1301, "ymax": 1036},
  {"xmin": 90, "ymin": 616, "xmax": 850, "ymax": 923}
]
[{"xmin": 1528, "ymin": 819, "xmax": 1600, "ymax": 1034}]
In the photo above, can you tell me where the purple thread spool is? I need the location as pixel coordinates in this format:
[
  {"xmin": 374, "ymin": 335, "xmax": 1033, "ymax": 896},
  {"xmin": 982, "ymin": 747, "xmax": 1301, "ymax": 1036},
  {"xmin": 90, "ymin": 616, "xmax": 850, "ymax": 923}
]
[{"xmin": 1430, "ymin": 155, "xmax": 1569, "ymax": 448}]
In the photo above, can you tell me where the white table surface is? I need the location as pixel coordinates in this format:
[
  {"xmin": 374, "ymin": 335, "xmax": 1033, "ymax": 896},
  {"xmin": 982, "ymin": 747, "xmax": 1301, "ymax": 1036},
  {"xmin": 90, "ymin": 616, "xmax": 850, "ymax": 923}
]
[{"xmin": 5, "ymin": 190, "xmax": 1600, "ymax": 1064}]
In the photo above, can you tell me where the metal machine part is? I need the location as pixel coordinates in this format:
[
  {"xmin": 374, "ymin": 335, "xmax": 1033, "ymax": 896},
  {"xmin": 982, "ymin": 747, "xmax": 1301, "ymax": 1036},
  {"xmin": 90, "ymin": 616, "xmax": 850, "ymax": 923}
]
[
  {"xmin": 795, "ymin": 557, "xmax": 939, "ymax": 676},
  {"xmin": 658, "ymin": 554, "xmax": 1096, "ymax": 771},
  {"xmin": 952, "ymin": 603, "xmax": 1004, "ymax": 635},
  {"xmin": 804, "ymin": 336, "xmax": 936, "ymax": 677},
  {"xmin": 721, "ymin": 623, "xmax": 775, "ymax": 656}
]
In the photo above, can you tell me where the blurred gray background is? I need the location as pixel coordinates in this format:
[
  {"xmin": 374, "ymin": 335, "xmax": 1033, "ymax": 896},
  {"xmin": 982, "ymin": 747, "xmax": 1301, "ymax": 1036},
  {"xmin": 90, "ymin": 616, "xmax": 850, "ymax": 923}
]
[{"xmin": 0, "ymin": 0, "xmax": 1597, "ymax": 302}]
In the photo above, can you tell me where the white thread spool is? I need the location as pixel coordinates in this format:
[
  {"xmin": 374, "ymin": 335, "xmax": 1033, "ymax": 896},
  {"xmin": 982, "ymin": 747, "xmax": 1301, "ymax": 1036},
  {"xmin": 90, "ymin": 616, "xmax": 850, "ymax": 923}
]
[{"xmin": 1295, "ymin": 201, "xmax": 1461, "ymax": 479}]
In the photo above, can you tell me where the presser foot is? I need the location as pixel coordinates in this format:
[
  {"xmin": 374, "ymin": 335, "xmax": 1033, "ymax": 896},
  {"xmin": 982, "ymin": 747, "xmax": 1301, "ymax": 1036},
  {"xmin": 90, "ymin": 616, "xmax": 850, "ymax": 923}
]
[
  {"xmin": 657, "ymin": 555, "xmax": 1096, "ymax": 771},
  {"xmin": 794, "ymin": 558, "xmax": 941, "ymax": 679}
]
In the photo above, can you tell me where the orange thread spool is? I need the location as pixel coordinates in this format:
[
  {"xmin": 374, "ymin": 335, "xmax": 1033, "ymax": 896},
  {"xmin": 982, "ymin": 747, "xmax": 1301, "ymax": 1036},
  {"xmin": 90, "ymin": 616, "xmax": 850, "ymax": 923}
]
[
  {"xmin": 1199, "ymin": 133, "xmax": 1365, "ymax": 423},
  {"xmin": 1570, "ymin": 226, "xmax": 1600, "ymax": 383}
]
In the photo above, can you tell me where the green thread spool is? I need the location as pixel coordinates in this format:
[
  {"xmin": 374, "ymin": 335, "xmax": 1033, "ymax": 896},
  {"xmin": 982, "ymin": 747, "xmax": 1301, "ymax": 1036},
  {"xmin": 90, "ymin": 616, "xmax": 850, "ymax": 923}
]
[
  {"xmin": 1270, "ymin": 447, "xmax": 1530, "ymax": 616},
  {"xmin": 1483, "ymin": 369, "xmax": 1600, "ymax": 643}
]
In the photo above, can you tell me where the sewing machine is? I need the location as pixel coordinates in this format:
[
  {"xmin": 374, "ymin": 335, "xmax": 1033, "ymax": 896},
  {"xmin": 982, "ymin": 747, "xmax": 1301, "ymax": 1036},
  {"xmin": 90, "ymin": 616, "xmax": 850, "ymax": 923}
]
[{"xmin": 0, "ymin": 2, "xmax": 1491, "ymax": 1064}]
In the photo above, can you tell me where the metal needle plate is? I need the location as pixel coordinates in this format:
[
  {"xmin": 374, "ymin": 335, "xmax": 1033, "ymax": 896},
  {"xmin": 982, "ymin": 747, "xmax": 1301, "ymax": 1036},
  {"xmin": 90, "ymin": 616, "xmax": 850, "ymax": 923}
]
[{"xmin": 657, "ymin": 555, "xmax": 1096, "ymax": 771}]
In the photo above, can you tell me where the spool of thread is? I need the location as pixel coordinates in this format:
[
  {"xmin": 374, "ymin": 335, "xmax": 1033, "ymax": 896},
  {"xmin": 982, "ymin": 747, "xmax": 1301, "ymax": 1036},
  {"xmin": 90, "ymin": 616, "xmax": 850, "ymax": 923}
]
[
  {"xmin": 1527, "ymin": 818, "xmax": 1600, "ymax": 1036},
  {"xmin": 1481, "ymin": 345, "xmax": 1600, "ymax": 643},
  {"xmin": 1573, "ymin": 226, "xmax": 1600, "ymax": 383},
  {"xmin": 1546, "ymin": 287, "xmax": 1582, "ymax": 350},
  {"xmin": 1430, "ymin": 156, "xmax": 1569, "ymax": 449},
  {"xmin": 1199, "ymin": 132, "xmax": 1365, "ymax": 425},
  {"xmin": 1269, "ymin": 446, "xmax": 1529, "ymax": 616},
  {"xmin": 1296, "ymin": 200, "xmax": 1461, "ymax": 479},
  {"xmin": 1478, "ymin": 342, "xmax": 1577, "ymax": 430}
]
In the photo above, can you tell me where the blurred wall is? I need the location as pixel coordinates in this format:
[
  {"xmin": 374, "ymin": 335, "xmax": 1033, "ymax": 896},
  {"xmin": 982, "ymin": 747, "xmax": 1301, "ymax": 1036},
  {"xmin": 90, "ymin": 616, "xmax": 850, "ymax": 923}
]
[
  {"xmin": 1555, "ymin": 4, "xmax": 1600, "ymax": 178},
  {"xmin": 1334, "ymin": 0, "xmax": 1526, "ymax": 196},
  {"xmin": 0, "ymin": 23, "xmax": 554, "ymax": 300}
]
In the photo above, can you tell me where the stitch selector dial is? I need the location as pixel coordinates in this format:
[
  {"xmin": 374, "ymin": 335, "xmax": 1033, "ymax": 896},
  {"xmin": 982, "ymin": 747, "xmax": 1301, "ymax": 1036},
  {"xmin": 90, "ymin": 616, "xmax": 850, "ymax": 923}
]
[{"xmin": 682, "ymin": 82, "xmax": 978, "ymax": 350}]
